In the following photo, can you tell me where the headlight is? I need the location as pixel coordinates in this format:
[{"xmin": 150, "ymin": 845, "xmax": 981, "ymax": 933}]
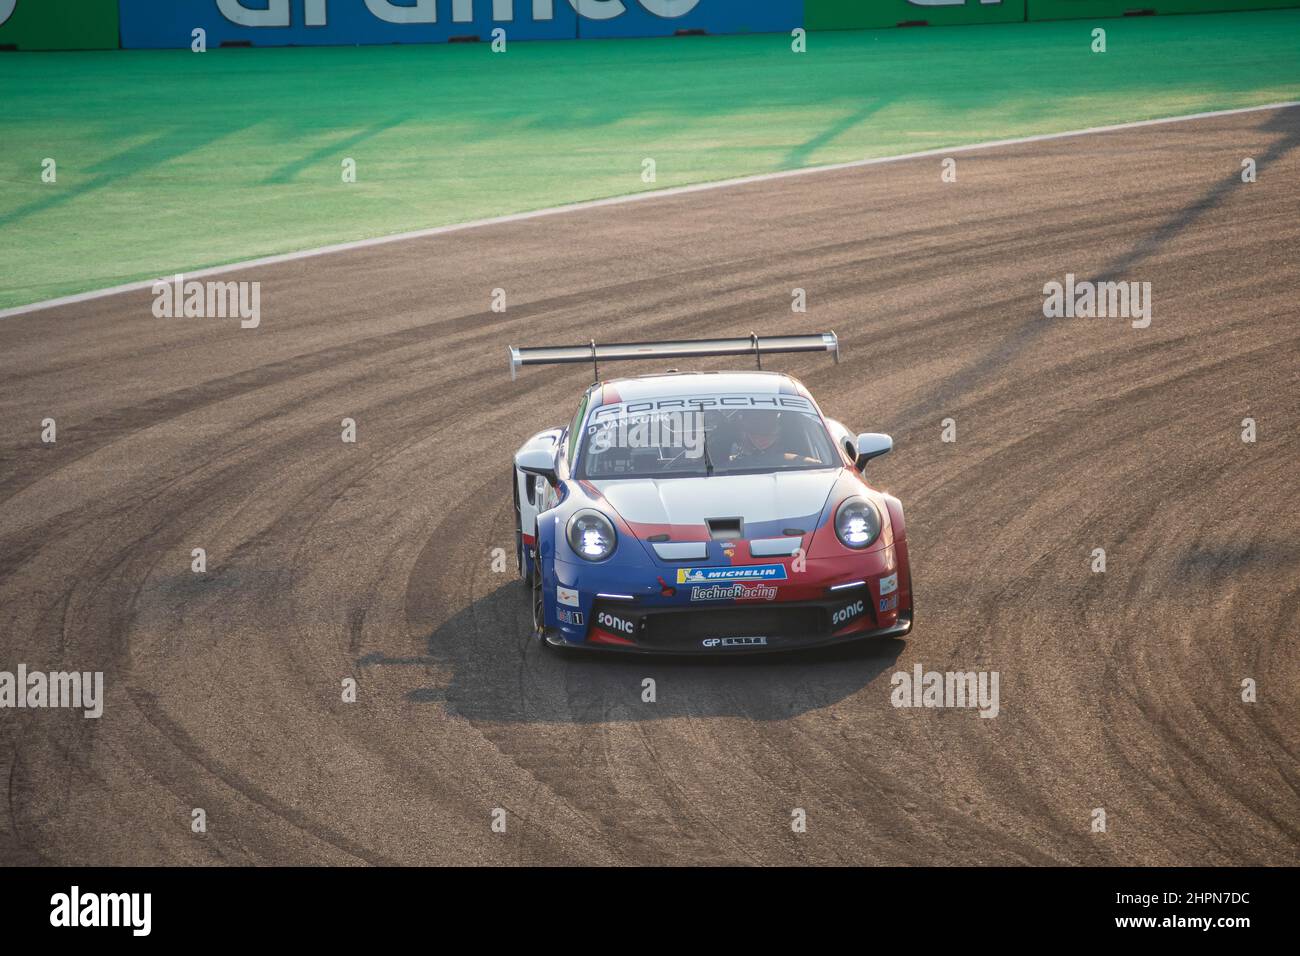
[
  {"xmin": 835, "ymin": 497, "xmax": 881, "ymax": 550},
  {"xmin": 567, "ymin": 510, "xmax": 617, "ymax": 561}
]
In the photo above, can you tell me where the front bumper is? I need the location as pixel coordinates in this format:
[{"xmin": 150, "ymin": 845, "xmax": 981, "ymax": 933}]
[
  {"xmin": 543, "ymin": 610, "xmax": 911, "ymax": 655},
  {"xmin": 546, "ymin": 540, "xmax": 911, "ymax": 654}
]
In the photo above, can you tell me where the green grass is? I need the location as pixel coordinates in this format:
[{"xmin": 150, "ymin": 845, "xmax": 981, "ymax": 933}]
[{"xmin": 1, "ymin": 11, "xmax": 1298, "ymax": 309}]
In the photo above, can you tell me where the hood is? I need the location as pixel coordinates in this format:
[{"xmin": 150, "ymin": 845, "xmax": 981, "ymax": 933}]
[{"xmin": 591, "ymin": 469, "xmax": 841, "ymax": 536}]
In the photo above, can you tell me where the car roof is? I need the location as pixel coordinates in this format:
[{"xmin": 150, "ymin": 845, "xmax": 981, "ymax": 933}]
[{"xmin": 592, "ymin": 370, "xmax": 813, "ymax": 407}]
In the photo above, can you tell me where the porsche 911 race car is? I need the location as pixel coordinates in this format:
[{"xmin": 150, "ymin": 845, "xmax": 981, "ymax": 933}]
[{"xmin": 510, "ymin": 333, "xmax": 913, "ymax": 654}]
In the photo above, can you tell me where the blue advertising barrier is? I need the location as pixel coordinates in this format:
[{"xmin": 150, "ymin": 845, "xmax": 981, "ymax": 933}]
[
  {"xmin": 119, "ymin": 0, "xmax": 579, "ymax": 48},
  {"xmin": 117, "ymin": 0, "xmax": 801, "ymax": 48},
  {"xmin": 575, "ymin": 0, "xmax": 802, "ymax": 38}
]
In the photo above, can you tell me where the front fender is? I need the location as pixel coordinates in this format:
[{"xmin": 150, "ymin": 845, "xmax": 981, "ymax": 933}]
[
  {"xmin": 881, "ymin": 493, "xmax": 913, "ymax": 615},
  {"xmin": 541, "ymin": 503, "xmax": 664, "ymax": 643}
]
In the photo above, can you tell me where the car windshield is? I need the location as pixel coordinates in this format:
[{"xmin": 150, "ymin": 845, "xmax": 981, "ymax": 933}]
[{"xmin": 577, "ymin": 404, "xmax": 840, "ymax": 479}]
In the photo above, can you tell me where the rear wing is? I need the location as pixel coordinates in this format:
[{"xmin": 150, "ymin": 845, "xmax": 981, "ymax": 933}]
[{"xmin": 508, "ymin": 332, "xmax": 839, "ymax": 381}]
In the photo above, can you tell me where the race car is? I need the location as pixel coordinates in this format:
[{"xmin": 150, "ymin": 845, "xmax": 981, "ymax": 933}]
[{"xmin": 510, "ymin": 333, "xmax": 913, "ymax": 653}]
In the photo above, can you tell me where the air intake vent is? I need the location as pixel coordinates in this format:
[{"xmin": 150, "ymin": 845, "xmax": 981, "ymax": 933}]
[{"xmin": 706, "ymin": 517, "xmax": 743, "ymax": 540}]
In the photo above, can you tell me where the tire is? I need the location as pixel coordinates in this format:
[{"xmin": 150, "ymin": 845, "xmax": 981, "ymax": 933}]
[
  {"xmin": 533, "ymin": 542, "xmax": 572, "ymax": 655},
  {"xmin": 530, "ymin": 533, "xmax": 547, "ymax": 642}
]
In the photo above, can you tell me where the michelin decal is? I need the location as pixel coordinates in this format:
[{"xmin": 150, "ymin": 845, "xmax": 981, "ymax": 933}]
[{"xmin": 677, "ymin": 565, "xmax": 787, "ymax": 584}]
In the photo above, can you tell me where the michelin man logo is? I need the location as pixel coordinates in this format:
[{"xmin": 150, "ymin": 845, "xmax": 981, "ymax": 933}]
[
  {"xmin": 0, "ymin": 0, "xmax": 17, "ymax": 28},
  {"xmin": 217, "ymin": 0, "xmax": 701, "ymax": 27}
]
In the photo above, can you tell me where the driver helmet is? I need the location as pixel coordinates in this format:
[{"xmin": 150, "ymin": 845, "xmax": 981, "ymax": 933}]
[{"xmin": 739, "ymin": 410, "xmax": 781, "ymax": 451}]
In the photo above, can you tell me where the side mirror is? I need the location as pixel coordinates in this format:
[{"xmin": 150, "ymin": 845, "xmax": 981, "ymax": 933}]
[
  {"xmin": 516, "ymin": 446, "xmax": 558, "ymax": 486},
  {"xmin": 854, "ymin": 432, "xmax": 892, "ymax": 470}
]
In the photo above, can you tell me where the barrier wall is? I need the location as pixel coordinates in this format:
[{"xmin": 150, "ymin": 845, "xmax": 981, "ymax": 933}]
[
  {"xmin": 804, "ymin": 0, "xmax": 1298, "ymax": 29},
  {"xmin": 117, "ymin": 0, "xmax": 800, "ymax": 48},
  {"xmin": 0, "ymin": 0, "xmax": 120, "ymax": 50},
  {"xmin": 577, "ymin": 0, "xmax": 801, "ymax": 38},
  {"xmin": 119, "ymin": 0, "xmax": 578, "ymax": 48},
  {"xmin": 10, "ymin": 0, "xmax": 1298, "ymax": 50},
  {"xmin": 1026, "ymin": 0, "xmax": 1300, "ymax": 19},
  {"xmin": 806, "ymin": 0, "xmax": 1025, "ymax": 30}
]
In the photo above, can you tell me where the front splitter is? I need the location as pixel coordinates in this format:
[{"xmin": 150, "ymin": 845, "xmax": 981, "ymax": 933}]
[{"xmin": 542, "ymin": 612, "xmax": 913, "ymax": 656}]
